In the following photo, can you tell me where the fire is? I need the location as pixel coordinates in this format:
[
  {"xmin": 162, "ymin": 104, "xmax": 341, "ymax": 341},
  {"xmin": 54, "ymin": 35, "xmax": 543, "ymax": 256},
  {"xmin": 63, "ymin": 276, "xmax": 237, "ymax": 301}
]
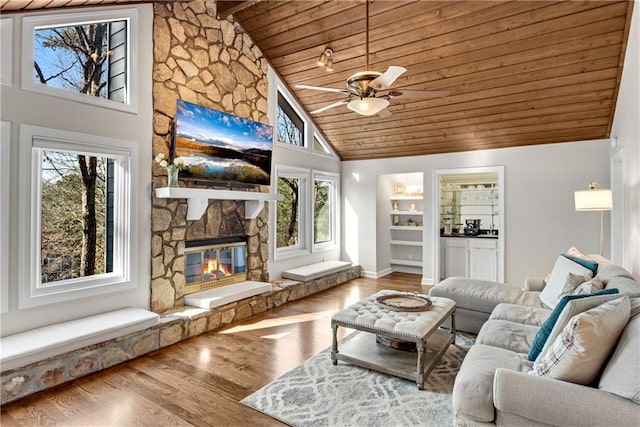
[{"xmin": 204, "ymin": 259, "xmax": 232, "ymax": 277}]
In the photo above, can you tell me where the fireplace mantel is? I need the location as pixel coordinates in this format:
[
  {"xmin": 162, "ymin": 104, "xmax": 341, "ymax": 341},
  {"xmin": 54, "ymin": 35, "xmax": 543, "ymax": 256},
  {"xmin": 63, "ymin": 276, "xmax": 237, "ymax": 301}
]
[{"xmin": 155, "ymin": 187, "xmax": 283, "ymax": 220}]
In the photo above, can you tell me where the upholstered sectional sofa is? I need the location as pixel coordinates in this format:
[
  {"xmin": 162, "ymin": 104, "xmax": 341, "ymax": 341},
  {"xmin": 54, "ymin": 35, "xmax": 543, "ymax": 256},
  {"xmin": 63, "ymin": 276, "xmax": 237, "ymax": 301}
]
[{"xmin": 430, "ymin": 252, "xmax": 640, "ymax": 426}]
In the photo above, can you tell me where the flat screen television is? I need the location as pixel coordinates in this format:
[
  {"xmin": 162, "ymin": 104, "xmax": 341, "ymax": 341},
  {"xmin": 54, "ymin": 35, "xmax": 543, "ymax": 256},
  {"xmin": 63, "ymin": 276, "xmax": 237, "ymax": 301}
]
[{"xmin": 173, "ymin": 100, "xmax": 273, "ymax": 187}]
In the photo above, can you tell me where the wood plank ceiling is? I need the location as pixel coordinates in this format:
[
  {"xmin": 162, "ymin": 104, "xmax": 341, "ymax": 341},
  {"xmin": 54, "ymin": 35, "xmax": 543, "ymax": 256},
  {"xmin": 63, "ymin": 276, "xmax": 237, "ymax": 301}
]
[{"xmin": 3, "ymin": 0, "xmax": 634, "ymax": 161}]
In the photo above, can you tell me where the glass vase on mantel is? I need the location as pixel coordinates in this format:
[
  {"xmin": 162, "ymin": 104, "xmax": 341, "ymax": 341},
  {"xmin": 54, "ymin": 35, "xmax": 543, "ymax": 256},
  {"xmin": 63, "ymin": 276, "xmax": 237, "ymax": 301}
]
[{"xmin": 166, "ymin": 166, "xmax": 180, "ymax": 187}]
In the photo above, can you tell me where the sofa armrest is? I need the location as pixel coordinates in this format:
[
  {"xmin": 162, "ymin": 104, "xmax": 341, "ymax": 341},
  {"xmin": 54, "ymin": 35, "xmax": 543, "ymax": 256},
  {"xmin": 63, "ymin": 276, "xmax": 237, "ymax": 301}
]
[
  {"xmin": 524, "ymin": 277, "xmax": 546, "ymax": 292},
  {"xmin": 493, "ymin": 368, "xmax": 639, "ymax": 427}
]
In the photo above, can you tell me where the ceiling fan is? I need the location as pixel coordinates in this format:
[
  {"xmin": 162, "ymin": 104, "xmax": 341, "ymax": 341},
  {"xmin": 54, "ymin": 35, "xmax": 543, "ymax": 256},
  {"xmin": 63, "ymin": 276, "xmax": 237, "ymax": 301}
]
[{"xmin": 295, "ymin": 1, "xmax": 449, "ymax": 117}]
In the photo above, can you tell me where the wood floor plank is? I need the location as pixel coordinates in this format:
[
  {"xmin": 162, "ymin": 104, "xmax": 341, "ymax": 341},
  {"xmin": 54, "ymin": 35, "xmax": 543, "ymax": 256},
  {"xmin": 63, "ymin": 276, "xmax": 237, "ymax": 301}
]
[{"xmin": 0, "ymin": 273, "xmax": 423, "ymax": 426}]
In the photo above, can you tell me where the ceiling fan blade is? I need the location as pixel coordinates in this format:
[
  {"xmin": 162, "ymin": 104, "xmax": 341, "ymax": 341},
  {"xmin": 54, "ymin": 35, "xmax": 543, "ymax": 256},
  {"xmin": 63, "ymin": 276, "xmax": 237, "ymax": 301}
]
[
  {"xmin": 389, "ymin": 89, "xmax": 450, "ymax": 98},
  {"xmin": 310, "ymin": 100, "xmax": 349, "ymax": 114},
  {"xmin": 378, "ymin": 108, "xmax": 392, "ymax": 118},
  {"xmin": 295, "ymin": 84, "xmax": 349, "ymax": 94},
  {"xmin": 368, "ymin": 66, "xmax": 407, "ymax": 90}
]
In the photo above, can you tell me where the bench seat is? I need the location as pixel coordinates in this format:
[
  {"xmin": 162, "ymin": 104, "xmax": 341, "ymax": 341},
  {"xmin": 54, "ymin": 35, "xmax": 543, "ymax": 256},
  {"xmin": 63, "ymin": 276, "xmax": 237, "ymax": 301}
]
[
  {"xmin": 282, "ymin": 260, "xmax": 352, "ymax": 282},
  {"xmin": 1, "ymin": 307, "xmax": 159, "ymax": 372}
]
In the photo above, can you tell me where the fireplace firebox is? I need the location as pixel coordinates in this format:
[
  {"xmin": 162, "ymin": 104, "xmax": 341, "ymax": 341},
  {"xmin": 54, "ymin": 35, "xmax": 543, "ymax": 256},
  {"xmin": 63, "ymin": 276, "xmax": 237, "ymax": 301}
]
[{"xmin": 184, "ymin": 237, "xmax": 247, "ymax": 294}]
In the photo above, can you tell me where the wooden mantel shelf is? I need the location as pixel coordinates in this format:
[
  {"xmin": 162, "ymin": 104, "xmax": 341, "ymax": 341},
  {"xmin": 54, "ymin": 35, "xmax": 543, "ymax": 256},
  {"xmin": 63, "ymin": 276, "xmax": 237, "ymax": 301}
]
[{"xmin": 155, "ymin": 187, "xmax": 283, "ymax": 220}]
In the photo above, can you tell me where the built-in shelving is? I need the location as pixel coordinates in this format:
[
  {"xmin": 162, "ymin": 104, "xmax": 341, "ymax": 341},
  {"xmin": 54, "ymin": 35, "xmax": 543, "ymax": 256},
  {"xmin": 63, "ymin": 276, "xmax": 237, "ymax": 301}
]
[
  {"xmin": 155, "ymin": 187, "xmax": 283, "ymax": 220},
  {"xmin": 390, "ymin": 210, "xmax": 424, "ymax": 215},
  {"xmin": 390, "ymin": 226, "xmax": 423, "ymax": 231},
  {"xmin": 390, "ymin": 240, "xmax": 423, "ymax": 246},
  {"xmin": 390, "ymin": 259, "xmax": 423, "ymax": 267}
]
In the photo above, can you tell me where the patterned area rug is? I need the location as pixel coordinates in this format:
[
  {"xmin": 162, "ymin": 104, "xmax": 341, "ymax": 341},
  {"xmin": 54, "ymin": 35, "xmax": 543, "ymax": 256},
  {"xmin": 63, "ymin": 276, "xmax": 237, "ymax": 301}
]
[{"xmin": 241, "ymin": 333, "xmax": 475, "ymax": 427}]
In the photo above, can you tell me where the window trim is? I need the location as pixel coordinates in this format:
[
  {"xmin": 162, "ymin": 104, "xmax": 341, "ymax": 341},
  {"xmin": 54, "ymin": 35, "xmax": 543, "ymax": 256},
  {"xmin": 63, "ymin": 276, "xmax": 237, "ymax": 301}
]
[
  {"xmin": 0, "ymin": 121, "xmax": 10, "ymax": 313},
  {"xmin": 312, "ymin": 170, "xmax": 340, "ymax": 252},
  {"xmin": 21, "ymin": 7, "xmax": 138, "ymax": 114},
  {"xmin": 275, "ymin": 86, "xmax": 309, "ymax": 152},
  {"xmin": 1, "ymin": 18, "xmax": 12, "ymax": 86},
  {"xmin": 18, "ymin": 124, "xmax": 136, "ymax": 309},
  {"xmin": 274, "ymin": 165, "xmax": 310, "ymax": 260}
]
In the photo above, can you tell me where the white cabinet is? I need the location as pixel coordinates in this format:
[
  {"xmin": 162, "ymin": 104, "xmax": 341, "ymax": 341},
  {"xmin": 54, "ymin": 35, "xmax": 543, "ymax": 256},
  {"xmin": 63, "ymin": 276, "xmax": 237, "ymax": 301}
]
[
  {"xmin": 442, "ymin": 237, "xmax": 498, "ymax": 281},
  {"xmin": 390, "ymin": 196, "xmax": 423, "ymax": 268},
  {"xmin": 443, "ymin": 238, "xmax": 468, "ymax": 278},
  {"xmin": 470, "ymin": 239, "xmax": 498, "ymax": 282}
]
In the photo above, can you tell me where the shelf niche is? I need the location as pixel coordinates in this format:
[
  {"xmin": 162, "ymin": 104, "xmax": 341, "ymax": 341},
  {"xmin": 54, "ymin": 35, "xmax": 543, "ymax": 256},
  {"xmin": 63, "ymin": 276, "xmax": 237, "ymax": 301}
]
[{"xmin": 155, "ymin": 187, "xmax": 283, "ymax": 220}]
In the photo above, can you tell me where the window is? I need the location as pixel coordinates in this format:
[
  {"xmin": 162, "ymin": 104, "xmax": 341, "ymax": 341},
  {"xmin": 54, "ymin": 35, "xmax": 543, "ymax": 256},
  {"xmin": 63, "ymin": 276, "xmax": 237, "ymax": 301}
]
[
  {"xmin": 276, "ymin": 91, "xmax": 305, "ymax": 147},
  {"xmin": 19, "ymin": 125, "xmax": 135, "ymax": 308},
  {"xmin": 313, "ymin": 172, "xmax": 339, "ymax": 250},
  {"xmin": 313, "ymin": 133, "xmax": 336, "ymax": 157},
  {"xmin": 22, "ymin": 8, "xmax": 137, "ymax": 112},
  {"xmin": 275, "ymin": 166, "xmax": 309, "ymax": 259}
]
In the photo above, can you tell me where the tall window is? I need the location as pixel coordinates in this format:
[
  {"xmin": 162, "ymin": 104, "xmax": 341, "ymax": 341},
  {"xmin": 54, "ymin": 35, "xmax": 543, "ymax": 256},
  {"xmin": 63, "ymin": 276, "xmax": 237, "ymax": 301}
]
[
  {"xmin": 313, "ymin": 172, "xmax": 339, "ymax": 250},
  {"xmin": 275, "ymin": 167, "xmax": 308, "ymax": 259},
  {"xmin": 277, "ymin": 91, "xmax": 305, "ymax": 147},
  {"xmin": 22, "ymin": 8, "xmax": 136, "ymax": 112},
  {"xmin": 19, "ymin": 125, "xmax": 134, "ymax": 308},
  {"xmin": 40, "ymin": 151, "xmax": 112, "ymax": 283}
]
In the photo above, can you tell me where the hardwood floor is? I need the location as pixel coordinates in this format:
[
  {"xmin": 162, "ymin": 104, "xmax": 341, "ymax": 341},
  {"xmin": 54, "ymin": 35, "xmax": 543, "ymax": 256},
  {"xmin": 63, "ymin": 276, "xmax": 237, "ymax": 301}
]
[{"xmin": 1, "ymin": 273, "xmax": 424, "ymax": 426}]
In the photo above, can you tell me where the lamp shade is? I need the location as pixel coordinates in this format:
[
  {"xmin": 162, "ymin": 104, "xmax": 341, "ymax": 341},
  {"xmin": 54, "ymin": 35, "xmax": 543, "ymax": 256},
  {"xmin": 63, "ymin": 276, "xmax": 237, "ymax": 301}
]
[
  {"xmin": 574, "ymin": 188, "xmax": 612, "ymax": 211},
  {"xmin": 347, "ymin": 98, "xmax": 389, "ymax": 116}
]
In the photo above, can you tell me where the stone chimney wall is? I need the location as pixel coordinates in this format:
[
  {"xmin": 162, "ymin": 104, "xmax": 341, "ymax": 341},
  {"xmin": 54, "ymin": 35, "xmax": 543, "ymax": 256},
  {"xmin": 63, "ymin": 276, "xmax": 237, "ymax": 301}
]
[{"xmin": 151, "ymin": 0, "xmax": 270, "ymax": 313}]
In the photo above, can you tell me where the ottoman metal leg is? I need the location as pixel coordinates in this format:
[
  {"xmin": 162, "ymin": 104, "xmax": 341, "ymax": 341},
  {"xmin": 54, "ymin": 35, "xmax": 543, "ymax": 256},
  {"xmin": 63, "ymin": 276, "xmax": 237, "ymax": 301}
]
[{"xmin": 331, "ymin": 324, "xmax": 339, "ymax": 365}]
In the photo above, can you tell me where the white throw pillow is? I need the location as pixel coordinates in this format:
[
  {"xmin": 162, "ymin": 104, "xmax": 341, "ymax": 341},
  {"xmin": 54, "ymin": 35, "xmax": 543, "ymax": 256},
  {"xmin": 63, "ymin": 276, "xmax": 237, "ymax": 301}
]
[
  {"xmin": 531, "ymin": 296, "xmax": 630, "ymax": 385},
  {"xmin": 539, "ymin": 256, "xmax": 593, "ymax": 309},
  {"xmin": 572, "ymin": 279, "xmax": 604, "ymax": 295}
]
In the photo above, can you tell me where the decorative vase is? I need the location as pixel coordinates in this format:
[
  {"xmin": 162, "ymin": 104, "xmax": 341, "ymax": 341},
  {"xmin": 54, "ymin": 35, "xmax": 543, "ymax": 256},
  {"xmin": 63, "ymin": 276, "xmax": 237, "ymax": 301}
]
[{"xmin": 166, "ymin": 167, "xmax": 179, "ymax": 187}]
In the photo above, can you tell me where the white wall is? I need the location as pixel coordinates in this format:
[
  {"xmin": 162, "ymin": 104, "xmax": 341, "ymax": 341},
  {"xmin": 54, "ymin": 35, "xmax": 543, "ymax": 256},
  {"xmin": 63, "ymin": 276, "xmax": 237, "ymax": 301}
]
[
  {"xmin": 610, "ymin": 0, "xmax": 640, "ymax": 279},
  {"xmin": 342, "ymin": 139, "xmax": 611, "ymax": 286},
  {"xmin": 0, "ymin": 5, "xmax": 153, "ymax": 336}
]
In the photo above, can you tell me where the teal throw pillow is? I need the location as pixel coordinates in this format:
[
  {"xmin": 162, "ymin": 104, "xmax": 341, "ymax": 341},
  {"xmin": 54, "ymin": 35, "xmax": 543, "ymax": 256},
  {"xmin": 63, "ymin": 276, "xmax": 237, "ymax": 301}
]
[
  {"xmin": 561, "ymin": 253, "xmax": 598, "ymax": 274},
  {"xmin": 527, "ymin": 288, "xmax": 619, "ymax": 361}
]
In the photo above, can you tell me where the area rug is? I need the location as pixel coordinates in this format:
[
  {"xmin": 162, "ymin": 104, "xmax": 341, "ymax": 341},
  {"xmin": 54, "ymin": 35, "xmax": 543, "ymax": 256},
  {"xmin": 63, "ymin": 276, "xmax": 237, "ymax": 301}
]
[{"xmin": 241, "ymin": 333, "xmax": 475, "ymax": 427}]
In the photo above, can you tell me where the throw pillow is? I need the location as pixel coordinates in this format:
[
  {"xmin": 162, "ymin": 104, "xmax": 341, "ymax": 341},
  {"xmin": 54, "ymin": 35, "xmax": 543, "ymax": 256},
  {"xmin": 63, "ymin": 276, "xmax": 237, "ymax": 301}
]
[
  {"xmin": 573, "ymin": 279, "xmax": 604, "ymax": 295},
  {"xmin": 558, "ymin": 272, "xmax": 589, "ymax": 298},
  {"xmin": 539, "ymin": 256, "xmax": 594, "ymax": 309},
  {"xmin": 527, "ymin": 288, "xmax": 620, "ymax": 361},
  {"xmin": 566, "ymin": 246, "xmax": 592, "ymax": 261},
  {"xmin": 531, "ymin": 296, "xmax": 630, "ymax": 385},
  {"xmin": 561, "ymin": 253, "xmax": 598, "ymax": 274}
]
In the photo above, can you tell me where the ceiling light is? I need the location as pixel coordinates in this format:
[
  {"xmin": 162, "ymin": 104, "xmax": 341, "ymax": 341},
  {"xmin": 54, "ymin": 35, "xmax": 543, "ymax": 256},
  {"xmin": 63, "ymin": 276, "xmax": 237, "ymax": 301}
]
[
  {"xmin": 326, "ymin": 57, "xmax": 333, "ymax": 72},
  {"xmin": 347, "ymin": 98, "xmax": 389, "ymax": 116},
  {"xmin": 317, "ymin": 48, "xmax": 333, "ymax": 70}
]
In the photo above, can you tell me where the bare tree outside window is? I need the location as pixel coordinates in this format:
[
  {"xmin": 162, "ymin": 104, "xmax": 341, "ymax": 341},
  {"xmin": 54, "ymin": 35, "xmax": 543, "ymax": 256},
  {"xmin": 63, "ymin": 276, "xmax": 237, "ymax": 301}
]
[
  {"xmin": 277, "ymin": 92, "xmax": 304, "ymax": 146},
  {"xmin": 277, "ymin": 177, "xmax": 300, "ymax": 248}
]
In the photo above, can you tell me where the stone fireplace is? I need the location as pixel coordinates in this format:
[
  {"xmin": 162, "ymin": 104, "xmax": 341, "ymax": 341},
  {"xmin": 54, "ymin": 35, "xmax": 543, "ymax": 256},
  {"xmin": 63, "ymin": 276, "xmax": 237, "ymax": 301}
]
[
  {"xmin": 184, "ymin": 236, "xmax": 248, "ymax": 294},
  {"xmin": 150, "ymin": 0, "xmax": 270, "ymax": 313}
]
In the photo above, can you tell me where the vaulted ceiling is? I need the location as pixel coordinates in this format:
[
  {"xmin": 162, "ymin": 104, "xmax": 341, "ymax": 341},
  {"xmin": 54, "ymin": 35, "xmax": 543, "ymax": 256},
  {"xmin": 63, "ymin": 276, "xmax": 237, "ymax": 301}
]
[{"xmin": 3, "ymin": 0, "xmax": 634, "ymax": 161}]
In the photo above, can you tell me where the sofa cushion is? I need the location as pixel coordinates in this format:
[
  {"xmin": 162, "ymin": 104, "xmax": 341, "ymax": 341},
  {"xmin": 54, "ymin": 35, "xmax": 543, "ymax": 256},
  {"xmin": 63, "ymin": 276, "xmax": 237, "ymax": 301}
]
[
  {"xmin": 573, "ymin": 278, "xmax": 604, "ymax": 295},
  {"xmin": 430, "ymin": 278, "xmax": 545, "ymax": 314},
  {"xmin": 452, "ymin": 344, "xmax": 531, "ymax": 423},
  {"xmin": 528, "ymin": 289, "xmax": 620, "ymax": 361},
  {"xmin": 532, "ymin": 296, "xmax": 630, "ymax": 385},
  {"xmin": 476, "ymin": 320, "xmax": 539, "ymax": 354},
  {"xmin": 539, "ymin": 255, "xmax": 593, "ymax": 309},
  {"xmin": 489, "ymin": 303, "xmax": 550, "ymax": 326},
  {"xmin": 558, "ymin": 272, "xmax": 588, "ymax": 297},
  {"xmin": 605, "ymin": 275, "xmax": 640, "ymax": 294},
  {"xmin": 598, "ymin": 299, "xmax": 640, "ymax": 403},
  {"xmin": 596, "ymin": 263, "xmax": 635, "ymax": 285}
]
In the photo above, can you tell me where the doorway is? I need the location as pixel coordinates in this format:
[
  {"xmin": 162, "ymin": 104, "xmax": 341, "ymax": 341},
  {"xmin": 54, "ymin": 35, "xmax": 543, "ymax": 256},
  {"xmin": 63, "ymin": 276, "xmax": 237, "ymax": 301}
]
[{"xmin": 432, "ymin": 166, "xmax": 505, "ymax": 284}]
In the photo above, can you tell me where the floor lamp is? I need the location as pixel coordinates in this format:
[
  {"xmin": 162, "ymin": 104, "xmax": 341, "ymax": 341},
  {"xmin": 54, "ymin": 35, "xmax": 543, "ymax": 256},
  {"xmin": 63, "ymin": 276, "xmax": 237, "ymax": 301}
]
[{"xmin": 574, "ymin": 182, "xmax": 613, "ymax": 256}]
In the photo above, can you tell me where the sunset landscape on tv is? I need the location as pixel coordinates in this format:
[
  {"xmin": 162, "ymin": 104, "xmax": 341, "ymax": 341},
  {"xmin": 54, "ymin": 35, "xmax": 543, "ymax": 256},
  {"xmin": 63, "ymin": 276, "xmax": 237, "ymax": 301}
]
[{"xmin": 173, "ymin": 100, "xmax": 273, "ymax": 186}]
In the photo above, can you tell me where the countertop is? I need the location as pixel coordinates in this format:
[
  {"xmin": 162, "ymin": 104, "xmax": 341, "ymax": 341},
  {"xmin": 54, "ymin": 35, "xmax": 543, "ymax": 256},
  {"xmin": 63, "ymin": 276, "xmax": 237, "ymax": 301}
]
[{"xmin": 440, "ymin": 233, "xmax": 498, "ymax": 239}]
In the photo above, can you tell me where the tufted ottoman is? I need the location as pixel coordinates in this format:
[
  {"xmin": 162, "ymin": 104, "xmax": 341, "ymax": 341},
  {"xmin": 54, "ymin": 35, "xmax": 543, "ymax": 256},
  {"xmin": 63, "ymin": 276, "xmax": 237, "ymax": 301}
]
[{"xmin": 331, "ymin": 290, "xmax": 456, "ymax": 389}]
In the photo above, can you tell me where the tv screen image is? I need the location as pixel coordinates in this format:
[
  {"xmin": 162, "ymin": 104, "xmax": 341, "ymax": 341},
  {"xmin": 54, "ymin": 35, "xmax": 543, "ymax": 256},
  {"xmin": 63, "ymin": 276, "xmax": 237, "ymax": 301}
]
[{"xmin": 173, "ymin": 100, "xmax": 273, "ymax": 186}]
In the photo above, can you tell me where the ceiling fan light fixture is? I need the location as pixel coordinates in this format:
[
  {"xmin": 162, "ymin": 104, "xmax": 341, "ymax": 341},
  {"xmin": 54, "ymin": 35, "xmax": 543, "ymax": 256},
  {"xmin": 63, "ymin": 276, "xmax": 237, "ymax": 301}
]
[{"xmin": 347, "ymin": 97, "xmax": 389, "ymax": 116}]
